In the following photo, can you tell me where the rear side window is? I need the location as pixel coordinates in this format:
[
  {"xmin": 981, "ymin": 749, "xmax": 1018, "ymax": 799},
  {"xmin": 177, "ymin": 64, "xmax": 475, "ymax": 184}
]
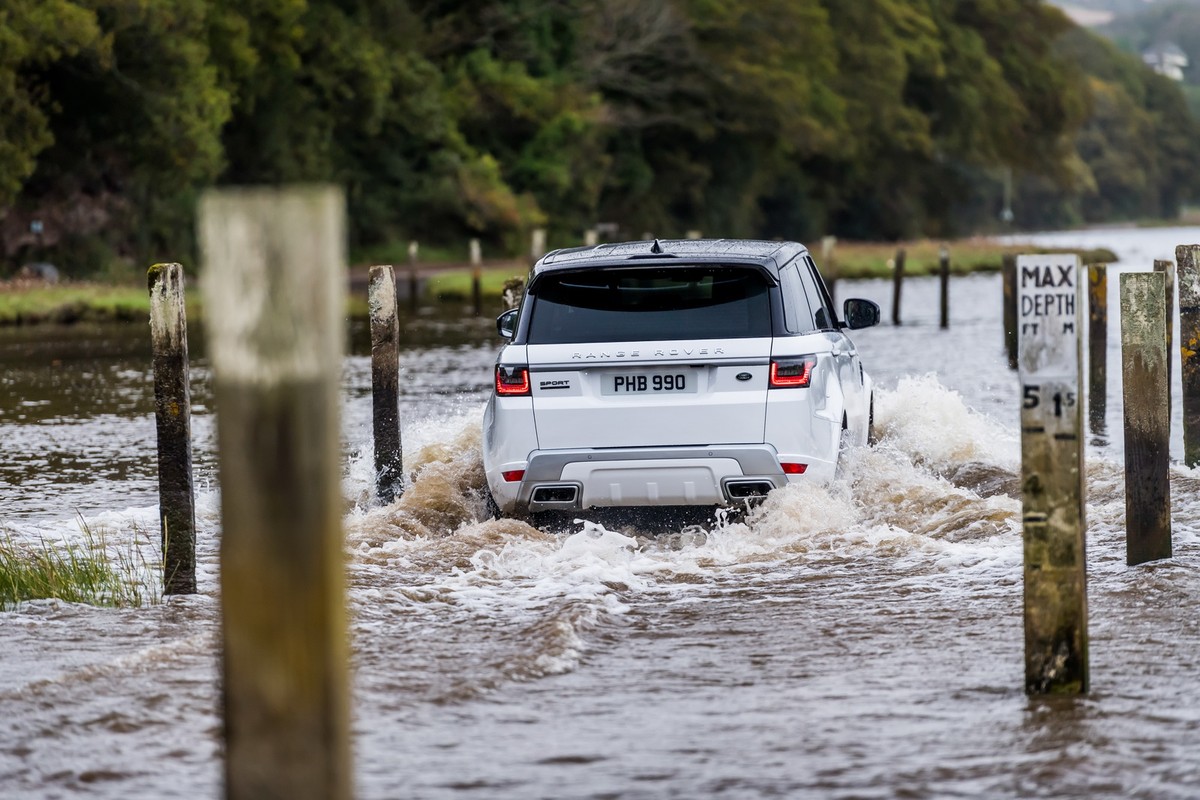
[{"xmin": 527, "ymin": 266, "xmax": 773, "ymax": 344}]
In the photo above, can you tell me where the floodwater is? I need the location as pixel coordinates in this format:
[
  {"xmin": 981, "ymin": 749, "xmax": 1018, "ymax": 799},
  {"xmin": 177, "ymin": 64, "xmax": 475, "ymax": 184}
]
[{"xmin": 2, "ymin": 228, "xmax": 1200, "ymax": 799}]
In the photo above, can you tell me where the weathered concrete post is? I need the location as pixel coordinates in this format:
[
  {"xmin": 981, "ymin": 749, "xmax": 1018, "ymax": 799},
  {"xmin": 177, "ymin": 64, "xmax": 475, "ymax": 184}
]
[
  {"xmin": 369, "ymin": 265, "xmax": 403, "ymax": 505},
  {"xmin": 470, "ymin": 238, "xmax": 483, "ymax": 317},
  {"xmin": 584, "ymin": 229, "xmax": 598, "ymax": 247},
  {"xmin": 531, "ymin": 228, "xmax": 547, "ymax": 262},
  {"xmin": 147, "ymin": 262, "xmax": 196, "ymax": 595},
  {"xmin": 1003, "ymin": 254, "xmax": 1018, "ymax": 370},
  {"xmin": 1017, "ymin": 252, "xmax": 1088, "ymax": 694},
  {"xmin": 407, "ymin": 240, "xmax": 419, "ymax": 313},
  {"xmin": 199, "ymin": 186, "xmax": 353, "ymax": 800},
  {"xmin": 939, "ymin": 245, "xmax": 950, "ymax": 330},
  {"xmin": 1121, "ymin": 272, "xmax": 1173, "ymax": 566},
  {"xmin": 891, "ymin": 247, "xmax": 905, "ymax": 326},
  {"xmin": 1087, "ymin": 264, "xmax": 1108, "ymax": 435},
  {"xmin": 821, "ymin": 235, "xmax": 838, "ymax": 301},
  {"xmin": 1153, "ymin": 259, "xmax": 1176, "ymax": 415}
]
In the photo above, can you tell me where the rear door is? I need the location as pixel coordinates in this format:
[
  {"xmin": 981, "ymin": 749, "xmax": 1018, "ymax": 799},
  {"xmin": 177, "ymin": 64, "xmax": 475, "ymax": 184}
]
[{"xmin": 524, "ymin": 266, "xmax": 774, "ymax": 449}]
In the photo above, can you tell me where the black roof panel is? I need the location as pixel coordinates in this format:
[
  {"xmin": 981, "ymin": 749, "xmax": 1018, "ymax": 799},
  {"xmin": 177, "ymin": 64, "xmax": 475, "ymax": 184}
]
[{"xmin": 533, "ymin": 239, "xmax": 808, "ymax": 278}]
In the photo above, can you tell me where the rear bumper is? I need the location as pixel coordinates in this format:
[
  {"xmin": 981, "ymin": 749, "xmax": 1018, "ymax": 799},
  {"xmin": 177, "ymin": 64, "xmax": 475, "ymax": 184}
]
[{"xmin": 488, "ymin": 445, "xmax": 835, "ymax": 514}]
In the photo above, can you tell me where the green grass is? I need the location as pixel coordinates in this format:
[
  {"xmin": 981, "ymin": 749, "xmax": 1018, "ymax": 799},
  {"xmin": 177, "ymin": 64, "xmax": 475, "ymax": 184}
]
[
  {"xmin": 0, "ymin": 519, "xmax": 158, "ymax": 609},
  {"xmin": 425, "ymin": 266, "xmax": 529, "ymax": 301},
  {"xmin": 0, "ymin": 284, "xmax": 168, "ymax": 325}
]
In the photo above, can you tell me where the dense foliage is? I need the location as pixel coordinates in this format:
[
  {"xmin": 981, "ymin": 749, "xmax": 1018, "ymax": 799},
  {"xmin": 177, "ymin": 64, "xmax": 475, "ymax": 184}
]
[{"xmin": 1, "ymin": 0, "xmax": 1197, "ymax": 274}]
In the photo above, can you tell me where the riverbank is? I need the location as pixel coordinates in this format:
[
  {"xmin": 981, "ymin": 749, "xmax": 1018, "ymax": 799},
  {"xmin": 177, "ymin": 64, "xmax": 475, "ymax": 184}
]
[{"xmin": 0, "ymin": 239, "xmax": 1116, "ymax": 326}]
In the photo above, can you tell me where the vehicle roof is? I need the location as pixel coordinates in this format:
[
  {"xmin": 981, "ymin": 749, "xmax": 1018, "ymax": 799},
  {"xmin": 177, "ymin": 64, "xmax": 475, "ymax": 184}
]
[{"xmin": 532, "ymin": 238, "xmax": 809, "ymax": 279}]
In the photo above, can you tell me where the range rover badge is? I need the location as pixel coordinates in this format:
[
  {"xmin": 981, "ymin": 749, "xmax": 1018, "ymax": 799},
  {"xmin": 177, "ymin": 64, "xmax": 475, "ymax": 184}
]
[{"xmin": 736, "ymin": 372, "xmax": 753, "ymax": 382}]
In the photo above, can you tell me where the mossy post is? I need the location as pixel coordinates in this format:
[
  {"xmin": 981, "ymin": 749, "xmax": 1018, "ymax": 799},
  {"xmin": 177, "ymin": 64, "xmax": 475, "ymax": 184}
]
[
  {"xmin": 1178, "ymin": 245, "xmax": 1200, "ymax": 466},
  {"xmin": 1120, "ymin": 272, "xmax": 1173, "ymax": 566},
  {"xmin": 1153, "ymin": 259, "xmax": 1176, "ymax": 417},
  {"xmin": 939, "ymin": 245, "xmax": 950, "ymax": 330},
  {"xmin": 369, "ymin": 265, "xmax": 403, "ymax": 505},
  {"xmin": 199, "ymin": 186, "xmax": 353, "ymax": 800},
  {"xmin": 1087, "ymin": 265, "xmax": 1108, "ymax": 435},
  {"xmin": 147, "ymin": 262, "xmax": 196, "ymax": 595},
  {"xmin": 1003, "ymin": 254, "xmax": 1018, "ymax": 370},
  {"xmin": 470, "ymin": 238, "xmax": 483, "ymax": 316},
  {"xmin": 1017, "ymin": 253, "xmax": 1088, "ymax": 695},
  {"xmin": 891, "ymin": 247, "xmax": 905, "ymax": 326}
]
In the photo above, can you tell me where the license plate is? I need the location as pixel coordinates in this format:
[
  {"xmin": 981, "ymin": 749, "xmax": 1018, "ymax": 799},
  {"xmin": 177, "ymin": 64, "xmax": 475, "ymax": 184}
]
[{"xmin": 602, "ymin": 371, "xmax": 698, "ymax": 395}]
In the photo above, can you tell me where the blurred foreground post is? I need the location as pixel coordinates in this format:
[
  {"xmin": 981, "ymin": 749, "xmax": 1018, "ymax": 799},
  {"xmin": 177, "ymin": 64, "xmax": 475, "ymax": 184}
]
[
  {"xmin": 1121, "ymin": 272, "xmax": 1173, "ymax": 566},
  {"xmin": 1087, "ymin": 265, "xmax": 1107, "ymax": 434},
  {"xmin": 1003, "ymin": 254, "xmax": 1018, "ymax": 370},
  {"xmin": 199, "ymin": 186, "xmax": 353, "ymax": 800},
  {"xmin": 148, "ymin": 262, "xmax": 196, "ymax": 595},
  {"xmin": 1179, "ymin": 245, "xmax": 1200, "ymax": 466},
  {"xmin": 470, "ymin": 238, "xmax": 483, "ymax": 316},
  {"xmin": 891, "ymin": 247, "xmax": 905, "ymax": 325},
  {"xmin": 1017, "ymin": 253, "xmax": 1088, "ymax": 694},
  {"xmin": 938, "ymin": 245, "xmax": 950, "ymax": 329},
  {"xmin": 369, "ymin": 265, "xmax": 403, "ymax": 505}
]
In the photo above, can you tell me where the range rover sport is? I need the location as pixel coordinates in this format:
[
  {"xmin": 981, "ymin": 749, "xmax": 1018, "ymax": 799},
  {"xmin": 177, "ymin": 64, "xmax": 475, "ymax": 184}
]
[{"xmin": 482, "ymin": 238, "xmax": 880, "ymax": 517}]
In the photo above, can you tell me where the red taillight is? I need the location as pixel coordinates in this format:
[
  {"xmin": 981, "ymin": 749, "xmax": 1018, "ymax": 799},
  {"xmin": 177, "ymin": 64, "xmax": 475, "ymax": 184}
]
[
  {"xmin": 781, "ymin": 462, "xmax": 808, "ymax": 475},
  {"xmin": 502, "ymin": 470, "xmax": 525, "ymax": 482},
  {"xmin": 495, "ymin": 365, "xmax": 531, "ymax": 396},
  {"xmin": 769, "ymin": 357, "xmax": 816, "ymax": 388}
]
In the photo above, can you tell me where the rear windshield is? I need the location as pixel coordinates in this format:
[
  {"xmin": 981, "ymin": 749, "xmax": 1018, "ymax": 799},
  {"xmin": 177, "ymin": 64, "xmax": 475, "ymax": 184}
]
[{"xmin": 527, "ymin": 266, "xmax": 772, "ymax": 344}]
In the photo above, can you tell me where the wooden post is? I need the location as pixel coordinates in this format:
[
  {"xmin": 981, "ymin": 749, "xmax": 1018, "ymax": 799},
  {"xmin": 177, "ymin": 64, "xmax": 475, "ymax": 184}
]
[
  {"xmin": 148, "ymin": 262, "xmax": 196, "ymax": 595},
  {"xmin": 407, "ymin": 240, "xmax": 419, "ymax": 313},
  {"xmin": 938, "ymin": 245, "xmax": 950, "ymax": 329},
  {"xmin": 1178, "ymin": 245, "xmax": 1200, "ymax": 466},
  {"xmin": 531, "ymin": 228, "xmax": 546, "ymax": 261},
  {"xmin": 369, "ymin": 265, "xmax": 403, "ymax": 505},
  {"xmin": 685, "ymin": 230, "xmax": 703, "ymax": 240},
  {"xmin": 1121, "ymin": 271, "xmax": 1173, "ymax": 566},
  {"xmin": 891, "ymin": 247, "xmax": 905, "ymax": 326},
  {"xmin": 584, "ymin": 229, "xmax": 598, "ymax": 247},
  {"xmin": 470, "ymin": 238, "xmax": 483, "ymax": 317},
  {"xmin": 199, "ymin": 186, "xmax": 353, "ymax": 800},
  {"xmin": 821, "ymin": 236, "xmax": 838, "ymax": 302},
  {"xmin": 1003, "ymin": 253, "xmax": 1018, "ymax": 370},
  {"xmin": 1153, "ymin": 259, "xmax": 1176, "ymax": 416},
  {"xmin": 1017, "ymin": 252, "xmax": 1088, "ymax": 695},
  {"xmin": 1087, "ymin": 265, "xmax": 1108, "ymax": 435}
]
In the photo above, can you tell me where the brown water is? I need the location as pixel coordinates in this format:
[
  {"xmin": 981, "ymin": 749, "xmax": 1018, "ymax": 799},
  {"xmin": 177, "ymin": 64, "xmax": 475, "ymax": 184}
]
[{"xmin": 2, "ymin": 229, "xmax": 1200, "ymax": 799}]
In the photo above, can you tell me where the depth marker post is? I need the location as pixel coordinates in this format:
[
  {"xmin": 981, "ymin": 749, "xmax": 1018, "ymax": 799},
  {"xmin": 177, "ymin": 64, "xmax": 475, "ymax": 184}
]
[
  {"xmin": 199, "ymin": 186, "xmax": 353, "ymax": 800},
  {"xmin": 1017, "ymin": 252, "xmax": 1088, "ymax": 694},
  {"xmin": 1121, "ymin": 272, "xmax": 1173, "ymax": 565},
  {"xmin": 939, "ymin": 245, "xmax": 950, "ymax": 329},
  {"xmin": 148, "ymin": 262, "xmax": 197, "ymax": 595}
]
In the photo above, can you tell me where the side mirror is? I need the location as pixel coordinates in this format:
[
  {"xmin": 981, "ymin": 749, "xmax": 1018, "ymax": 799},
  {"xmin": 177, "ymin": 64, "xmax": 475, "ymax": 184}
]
[
  {"xmin": 496, "ymin": 308, "xmax": 519, "ymax": 339},
  {"xmin": 842, "ymin": 298, "xmax": 880, "ymax": 330}
]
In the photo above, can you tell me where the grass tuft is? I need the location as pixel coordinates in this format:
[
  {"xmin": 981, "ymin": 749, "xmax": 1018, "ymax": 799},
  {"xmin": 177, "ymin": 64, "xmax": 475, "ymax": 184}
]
[{"xmin": 0, "ymin": 517, "xmax": 160, "ymax": 609}]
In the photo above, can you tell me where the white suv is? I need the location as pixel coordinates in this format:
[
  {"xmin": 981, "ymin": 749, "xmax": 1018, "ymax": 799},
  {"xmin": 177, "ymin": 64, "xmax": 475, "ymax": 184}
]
[{"xmin": 482, "ymin": 239, "xmax": 879, "ymax": 517}]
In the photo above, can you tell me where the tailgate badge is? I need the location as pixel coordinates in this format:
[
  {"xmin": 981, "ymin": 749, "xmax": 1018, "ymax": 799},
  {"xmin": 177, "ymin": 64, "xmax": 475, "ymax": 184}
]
[{"xmin": 736, "ymin": 372, "xmax": 753, "ymax": 382}]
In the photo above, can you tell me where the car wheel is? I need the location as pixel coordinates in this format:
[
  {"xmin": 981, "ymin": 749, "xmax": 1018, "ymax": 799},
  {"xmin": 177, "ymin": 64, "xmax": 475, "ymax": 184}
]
[{"xmin": 483, "ymin": 487, "xmax": 502, "ymax": 520}]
